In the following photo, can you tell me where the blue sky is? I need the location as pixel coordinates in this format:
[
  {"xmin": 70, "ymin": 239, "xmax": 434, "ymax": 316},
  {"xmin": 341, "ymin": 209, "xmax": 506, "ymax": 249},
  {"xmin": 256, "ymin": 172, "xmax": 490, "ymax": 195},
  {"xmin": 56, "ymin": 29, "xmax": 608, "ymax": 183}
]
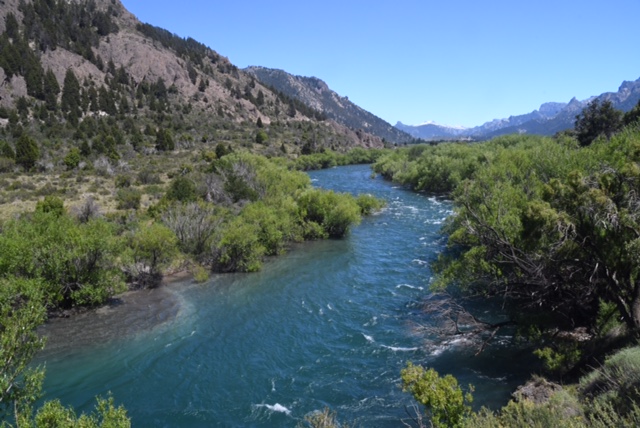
[{"xmin": 121, "ymin": 0, "xmax": 640, "ymax": 128}]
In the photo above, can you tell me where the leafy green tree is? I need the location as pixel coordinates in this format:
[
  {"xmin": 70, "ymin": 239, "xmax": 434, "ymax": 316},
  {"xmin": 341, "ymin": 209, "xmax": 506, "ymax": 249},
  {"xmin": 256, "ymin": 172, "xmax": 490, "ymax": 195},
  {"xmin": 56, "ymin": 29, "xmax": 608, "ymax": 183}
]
[
  {"xmin": 215, "ymin": 142, "xmax": 230, "ymax": 158},
  {"xmin": 213, "ymin": 217, "xmax": 265, "ymax": 272},
  {"xmin": 14, "ymin": 133, "xmax": 40, "ymax": 170},
  {"xmin": 0, "ymin": 212, "xmax": 126, "ymax": 308},
  {"xmin": 98, "ymin": 86, "xmax": 117, "ymax": 115},
  {"xmin": 126, "ymin": 222, "xmax": 178, "ymax": 287},
  {"xmin": 401, "ymin": 362, "xmax": 473, "ymax": 428},
  {"xmin": 0, "ymin": 277, "xmax": 47, "ymax": 421},
  {"xmin": 429, "ymin": 132, "xmax": 640, "ymax": 334},
  {"xmin": 24, "ymin": 57, "xmax": 44, "ymax": 100},
  {"xmin": 29, "ymin": 395, "xmax": 131, "ymax": 427},
  {"xmin": 287, "ymin": 100, "xmax": 296, "ymax": 117},
  {"xmin": 0, "ymin": 277, "xmax": 130, "ymax": 425},
  {"xmin": 575, "ymin": 99, "xmax": 622, "ymax": 146}
]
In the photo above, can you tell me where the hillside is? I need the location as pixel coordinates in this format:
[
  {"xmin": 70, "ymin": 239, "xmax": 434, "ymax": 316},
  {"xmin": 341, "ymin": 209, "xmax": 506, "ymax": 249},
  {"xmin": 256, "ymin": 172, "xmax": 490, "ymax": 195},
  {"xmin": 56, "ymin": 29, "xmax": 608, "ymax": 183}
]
[
  {"xmin": 0, "ymin": 0, "xmax": 384, "ymax": 159},
  {"xmin": 245, "ymin": 66, "xmax": 412, "ymax": 144},
  {"xmin": 398, "ymin": 77, "xmax": 640, "ymax": 140}
]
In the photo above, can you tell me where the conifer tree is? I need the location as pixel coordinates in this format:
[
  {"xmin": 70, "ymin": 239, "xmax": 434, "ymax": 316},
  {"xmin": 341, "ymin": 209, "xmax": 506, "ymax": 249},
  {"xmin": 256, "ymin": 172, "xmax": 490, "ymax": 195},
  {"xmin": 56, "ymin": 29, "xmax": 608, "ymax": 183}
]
[
  {"xmin": 4, "ymin": 12, "xmax": 20, "ymax": 40},
  {"xmin": 43, "ymin": 69, "xmax": 60, "ymax": 111},
  {"xmin": 61, "ymin": 69, "xmax": 82, "ymax": 121},
  {"xmin": 155, "ymin": 128, "xmax": 174, "ymax": 151},
  {"xmin": 15, "ymin": 133, "xmax": 40, "ymax": 170}
]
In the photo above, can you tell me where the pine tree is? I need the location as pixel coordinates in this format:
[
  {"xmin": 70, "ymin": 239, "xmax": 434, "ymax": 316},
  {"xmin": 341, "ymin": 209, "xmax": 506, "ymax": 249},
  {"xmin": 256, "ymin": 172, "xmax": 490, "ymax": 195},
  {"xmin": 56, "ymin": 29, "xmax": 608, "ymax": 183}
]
[
  {"xmin": 4, "ymin": 13, "xmax": 20, "ymax": 40},
  {"xmin": 15, "ymin": 133, "xmax": 40, "ymax": 170},
  {"xmin": 24, "ymin": 57, "xmax": 45, "ymax": 100},
  {"xmin": 61, "ymin": 69, "xmax": 82, "ymax": 119},
  {"xmin": 43, "ymin": 68, "xmax": 60, "ymax": 111},
  {"xmin": 155, "ymin": 128, "xmax": 174, "ymax": 151}
]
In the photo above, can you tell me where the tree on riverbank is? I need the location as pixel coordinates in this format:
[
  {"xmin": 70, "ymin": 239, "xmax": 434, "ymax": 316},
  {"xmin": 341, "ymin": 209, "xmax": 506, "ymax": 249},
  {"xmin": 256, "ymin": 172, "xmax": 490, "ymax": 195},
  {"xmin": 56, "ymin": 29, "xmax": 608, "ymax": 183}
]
[
  {"xmin": 373, "ymin": 117, "xmax": 640, "ymax": 426},
  {"xmin": 0, "ymin": 276, "xmax": 131, "ymax": 427},
  {"xmin": 374, "ymin": 129, "xmax": 640, "ymax": 336}
]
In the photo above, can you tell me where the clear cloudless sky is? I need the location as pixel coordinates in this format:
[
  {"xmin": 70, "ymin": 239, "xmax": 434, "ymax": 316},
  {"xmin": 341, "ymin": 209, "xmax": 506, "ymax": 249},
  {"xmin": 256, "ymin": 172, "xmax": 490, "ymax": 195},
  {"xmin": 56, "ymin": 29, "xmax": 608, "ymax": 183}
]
[{"xmin": 120, "ymin": 0, "xmax": 640, "ymax": 128}]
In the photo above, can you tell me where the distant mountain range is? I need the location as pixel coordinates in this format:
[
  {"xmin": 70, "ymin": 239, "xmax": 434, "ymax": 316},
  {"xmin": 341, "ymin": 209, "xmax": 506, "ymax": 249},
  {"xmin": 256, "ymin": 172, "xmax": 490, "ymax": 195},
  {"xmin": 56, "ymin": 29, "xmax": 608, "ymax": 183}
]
[
  {"xmin": 396, "ymin": 78, "xmax": 640, "ymax": 140},
  {"xmin": 244, "ymin": 66, "xmax": 412, "ymax": 144}
]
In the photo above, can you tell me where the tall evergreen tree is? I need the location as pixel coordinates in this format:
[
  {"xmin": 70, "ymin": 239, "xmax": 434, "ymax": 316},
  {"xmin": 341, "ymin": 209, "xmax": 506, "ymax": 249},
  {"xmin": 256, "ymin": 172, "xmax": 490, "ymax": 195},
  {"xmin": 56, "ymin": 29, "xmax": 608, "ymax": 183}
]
[
  {"xmin": 61, "ymin": 69, "xmax": 82, "ymax": 120},
  {"xmin": 155, "ymin": 128, "xmax": 174, "ymax": 151},
  {"xmin": 575, "ymin": 99, "xmax": 623, "ymax": 146},
  {"xmin": 4, "ymin": 13, "xmax": 20, "ymax": 40},
  {"xmin": 43, "ymin": 68, "xmax": 60, "ymax": 111},
  {"xmin": 15, "ymin": 133, "xmax": 40, "ymax": 170}
]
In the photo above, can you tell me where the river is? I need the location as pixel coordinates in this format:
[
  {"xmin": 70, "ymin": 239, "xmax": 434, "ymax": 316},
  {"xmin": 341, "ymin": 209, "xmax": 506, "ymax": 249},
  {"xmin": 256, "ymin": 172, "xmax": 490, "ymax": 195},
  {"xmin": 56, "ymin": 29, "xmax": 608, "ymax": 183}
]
[{"xmin": 37, "ymin": 165, "xmax": 534, "ymax": 427}]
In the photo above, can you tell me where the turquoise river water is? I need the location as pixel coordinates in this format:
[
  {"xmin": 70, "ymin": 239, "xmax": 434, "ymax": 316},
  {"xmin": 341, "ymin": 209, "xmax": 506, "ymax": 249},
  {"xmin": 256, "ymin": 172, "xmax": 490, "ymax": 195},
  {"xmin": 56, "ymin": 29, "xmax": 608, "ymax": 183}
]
[{"xmin": 37, "ymin": 165, "xmax": 534, "ymax": 427}]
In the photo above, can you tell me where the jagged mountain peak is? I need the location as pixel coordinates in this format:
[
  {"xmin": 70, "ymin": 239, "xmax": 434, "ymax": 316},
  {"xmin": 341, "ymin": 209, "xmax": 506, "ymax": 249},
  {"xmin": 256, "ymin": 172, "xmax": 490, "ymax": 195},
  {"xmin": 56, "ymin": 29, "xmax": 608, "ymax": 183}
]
[{"xmin": 397, "ymin": 76, "xmax": 640, "ymax": 141}]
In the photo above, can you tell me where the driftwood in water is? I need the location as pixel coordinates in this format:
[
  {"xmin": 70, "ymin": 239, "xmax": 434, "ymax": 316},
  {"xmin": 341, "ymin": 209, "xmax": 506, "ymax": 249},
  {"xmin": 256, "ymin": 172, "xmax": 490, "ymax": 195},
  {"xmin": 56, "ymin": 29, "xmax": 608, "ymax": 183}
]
[{"xmin": 412, "ymin": 293, "xmax": 516, "ymax": 355}]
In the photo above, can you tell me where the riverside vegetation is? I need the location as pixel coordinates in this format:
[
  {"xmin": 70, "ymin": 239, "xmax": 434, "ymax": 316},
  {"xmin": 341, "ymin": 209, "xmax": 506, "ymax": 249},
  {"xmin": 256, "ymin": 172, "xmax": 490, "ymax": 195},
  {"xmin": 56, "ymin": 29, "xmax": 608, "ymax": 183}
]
[
  {"xmin": 2, "ymin": 0, "xmax": 640, "ymax": 425},
  {"xmin": 0, "ymin": 147, "xmax": 385, "ymax": 426},
  {"xmin": 0, "ymin": 1, "xmax": 392, "ymax": 424},
  {"xmin": 371, "ymin": 99, "xmax": 640, "ymax": 427}
]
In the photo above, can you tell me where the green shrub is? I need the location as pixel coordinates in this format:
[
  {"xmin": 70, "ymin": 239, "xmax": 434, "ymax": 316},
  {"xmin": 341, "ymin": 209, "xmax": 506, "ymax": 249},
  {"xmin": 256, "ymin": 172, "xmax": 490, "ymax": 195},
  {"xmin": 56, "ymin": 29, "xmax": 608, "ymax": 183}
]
[
  {"xmin": 116, "ymin": 188, "xmax": 142, "ymax": 210},
  {"xmin": 466, "ymin": 391, "xmax": 583, "ymax": 428},
  {"xmin": 213, "ymin": 218, "xmax": 265, "ymax": 272},
  {"xmin": 0, "ymin": 140, "xmax": 15, "ymax": 159},
  {"xmin": 356, "ymin": 193, "xmax": 385, "ymax": 215},
  {"xmin": 298, "ymin": 189, "xmax": 361, "ymax": 237},
  {"xmin": 115, "ymin": 174, "xmax": 133, "ymax": 188},
  {"xmin": 166, "ymin": 176, "xmax": 197, "ymax": 202},
  {"xmin": 401, "ymin": 362, "xmax": 473, "ymax": 428},
  {"xmin": 137, "ymin": 168, "xmax": 162, "ymax": 185},
  {"xmin": 580, "ymin": 346, "xmax": 640, "ymax": 414},
  {"xmin": 191, "ymin": 263, "xmax": 209, "ymax": 283},
  {"xmin": 255, "ymin": 130, "xmax": 268, "ymax": 144},
  {"xmin": 0, "ymin": 156, "xmax": 16, "ymax": 173},
  {"xmin": 35, "ymin": 195, "xmax": 65, "ymax": 216},
  {"xmin": 63, "ymin": 148, "xmax": 81, "ymax": 170}
]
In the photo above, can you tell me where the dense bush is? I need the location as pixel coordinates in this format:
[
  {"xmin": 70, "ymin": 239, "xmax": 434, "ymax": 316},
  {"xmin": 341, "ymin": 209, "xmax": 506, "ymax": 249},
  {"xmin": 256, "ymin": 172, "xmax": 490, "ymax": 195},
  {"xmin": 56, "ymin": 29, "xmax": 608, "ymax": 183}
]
[
  {"xmin": 0, "ymin": 212, "xmax": 126, "ymax": 307},
  {"xmin": 116, "ymin": 188, "xmax": 142, "ymax": 210},
  {"xmin": 580, "ymin": 346, "xmax": 640, "ymax": 413},
  {"xmin": 297, "ymin": 189, "xmax": 362, "ymax": 238}
]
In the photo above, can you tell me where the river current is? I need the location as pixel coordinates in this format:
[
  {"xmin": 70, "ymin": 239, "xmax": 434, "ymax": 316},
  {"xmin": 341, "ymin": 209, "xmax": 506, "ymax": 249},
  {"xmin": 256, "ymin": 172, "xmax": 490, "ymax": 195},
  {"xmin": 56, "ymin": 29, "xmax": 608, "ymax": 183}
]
[{"xmin": 37, "ymin": 165, "xmax": 533, "ymax": 427}]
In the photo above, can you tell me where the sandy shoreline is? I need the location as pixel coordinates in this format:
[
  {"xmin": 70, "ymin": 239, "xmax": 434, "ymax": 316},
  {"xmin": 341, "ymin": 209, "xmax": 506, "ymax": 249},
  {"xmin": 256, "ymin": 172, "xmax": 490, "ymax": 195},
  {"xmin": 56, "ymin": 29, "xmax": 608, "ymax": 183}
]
[{"xmin": 37, "ymin": 271, "xmax": 193, "ymax": 359}]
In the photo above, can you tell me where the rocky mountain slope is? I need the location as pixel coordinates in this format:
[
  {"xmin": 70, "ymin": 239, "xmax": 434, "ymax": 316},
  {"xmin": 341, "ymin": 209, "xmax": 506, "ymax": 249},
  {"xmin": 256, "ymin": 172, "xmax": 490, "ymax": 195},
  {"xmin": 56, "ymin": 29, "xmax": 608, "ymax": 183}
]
[
  {"xmin": 245, "ymin": 66, "xmax": 412, "ymax": 144},
  {"xmin": 398, "ymin": 78, "xmax": 640, "ymax": 140},
  {"xmin": 0, "ymin": 0, "xmax": 384, "ymax": 155}
]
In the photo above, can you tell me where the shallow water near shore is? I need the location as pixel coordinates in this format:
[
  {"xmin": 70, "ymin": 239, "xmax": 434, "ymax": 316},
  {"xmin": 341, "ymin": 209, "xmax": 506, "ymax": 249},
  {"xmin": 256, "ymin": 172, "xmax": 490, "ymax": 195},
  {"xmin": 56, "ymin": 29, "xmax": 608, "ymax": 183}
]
[{"xmin": 37, "ymin": 165, "xmax": 534, "ymax": 427}]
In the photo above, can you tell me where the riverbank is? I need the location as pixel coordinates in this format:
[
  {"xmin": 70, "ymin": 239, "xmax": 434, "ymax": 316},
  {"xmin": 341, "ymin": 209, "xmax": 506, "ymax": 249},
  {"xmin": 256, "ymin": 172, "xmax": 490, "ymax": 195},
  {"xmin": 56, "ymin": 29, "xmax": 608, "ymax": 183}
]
[{"xmin": 38, "ymin": 274, "xmax": 188, "ymax": 359}]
